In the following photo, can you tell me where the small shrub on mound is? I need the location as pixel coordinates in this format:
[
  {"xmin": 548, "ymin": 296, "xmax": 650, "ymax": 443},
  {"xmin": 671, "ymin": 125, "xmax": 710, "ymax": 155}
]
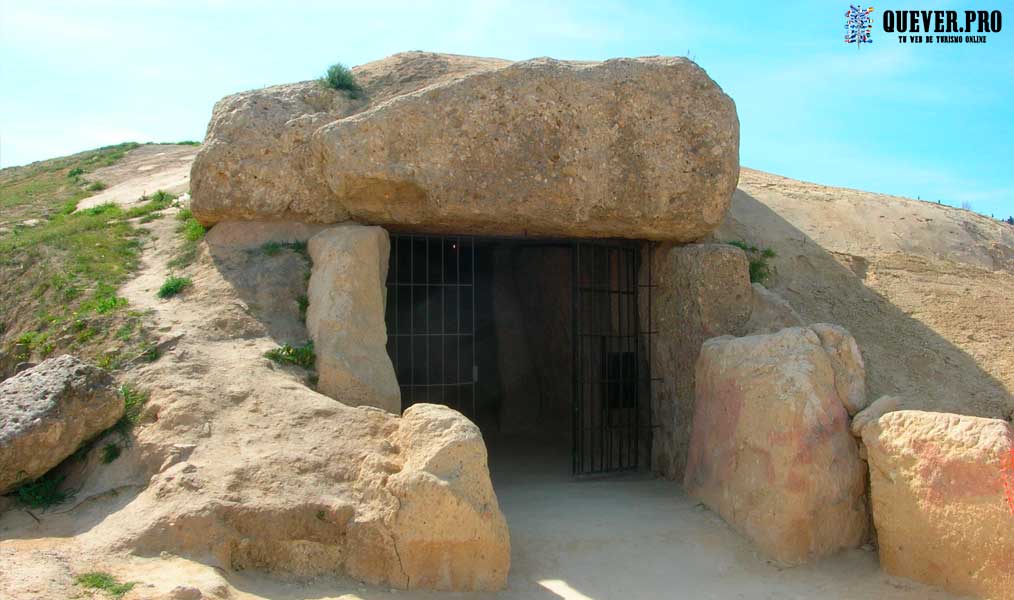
[
  {"xmin": 265, "ymin": 341, "xmax": 316, "ymax": 369},
  {"xmin": 320, "ymin": 62, "xmax": 363, "ymax": 97},
  {"xmin": 157, "ymin": 275, "xmax": 191, "ymax": 299}
]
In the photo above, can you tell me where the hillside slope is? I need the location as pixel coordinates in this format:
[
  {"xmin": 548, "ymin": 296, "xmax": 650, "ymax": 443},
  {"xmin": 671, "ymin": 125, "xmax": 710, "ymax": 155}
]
[{"xmin": 718, "ymin": 168, "xmax": 1014, "ymax": 420}]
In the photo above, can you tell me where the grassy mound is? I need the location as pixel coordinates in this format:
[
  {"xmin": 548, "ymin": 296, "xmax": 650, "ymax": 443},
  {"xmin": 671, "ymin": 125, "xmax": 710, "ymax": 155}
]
[{"xmin": 0, "ymin": 143, "xmax": 168, "ymax": 374}]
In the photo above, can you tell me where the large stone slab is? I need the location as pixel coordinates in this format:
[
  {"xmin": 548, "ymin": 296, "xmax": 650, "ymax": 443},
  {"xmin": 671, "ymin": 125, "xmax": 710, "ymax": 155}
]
[
  {"xmin": 0, "ymin": 355, "xmax": 122, "ymax": 493},
  {"xmin": 192, "ymin": 52, "xmax": 739, "ymax": 242},
  {"xmin": 862, "ymin": 410, "xmax": 1014, "ymax": 599},
  {"xmin": 306, "ymin": 224, "xmax": 400, "ymax": 413},
  {"xmin": 640, "ymin": 243, "xmax": 752, "ymax": 479},
  {"xmin": 685, "ymin": 326, "xmax": 868, "ymax": 565},
  {"xmin": 387, "ymin": 403, "xmax": 511, "ymax": 590},
  {"xmin": 743, "ymin": 282, "xmax": 804, "ymax": 334},
  {"xmin": 117, "ymin": 401, "xmax": 510, "ymax": 591}
]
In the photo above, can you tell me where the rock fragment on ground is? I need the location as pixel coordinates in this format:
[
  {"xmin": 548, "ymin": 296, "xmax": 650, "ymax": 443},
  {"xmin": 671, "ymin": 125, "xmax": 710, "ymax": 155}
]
[
  {"xmin": 862, "ymin": 410, "xmax": 1014, "ymax": 598},
  {"xmin": 0, "ymin": 355, "xmax": 121, "ymax": 493}
]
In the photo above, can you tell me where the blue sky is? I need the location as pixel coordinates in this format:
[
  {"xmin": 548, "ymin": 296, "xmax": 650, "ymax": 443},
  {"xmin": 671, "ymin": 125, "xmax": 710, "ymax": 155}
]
[{"xmin": 1, "ymin": 0, "xmax": 1012, "ymax": 217}]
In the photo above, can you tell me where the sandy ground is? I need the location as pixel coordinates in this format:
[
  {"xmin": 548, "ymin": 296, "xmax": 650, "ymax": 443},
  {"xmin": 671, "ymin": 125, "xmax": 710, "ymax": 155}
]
[
  {"xmin": 77, "ymin": 144, "xmax": 198, "ymax": 210},
  {"xmin": 170, "ymin": 440, "xmax": 961, "ymax": 599},
  {"xmin": 0, "ymin": 442, "xmax": 960, "ymax": 600}
]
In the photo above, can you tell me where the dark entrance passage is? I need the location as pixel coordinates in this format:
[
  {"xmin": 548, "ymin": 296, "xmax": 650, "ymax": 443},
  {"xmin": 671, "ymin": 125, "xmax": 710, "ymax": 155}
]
[
  {"xmin": 572, "ymin": 242, "xmax": 650, "ymax": 475},
  {"xmin": 384, "ymin": 234, "xmax": 653, "ymax": 476}
]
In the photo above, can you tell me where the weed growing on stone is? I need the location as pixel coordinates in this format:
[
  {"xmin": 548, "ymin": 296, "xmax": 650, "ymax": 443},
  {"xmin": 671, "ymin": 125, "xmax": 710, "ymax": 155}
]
[
  {"xmin": 320, "ymin": 62, "xmax": 363, "ymax": 97},
  {"xmin": 265, "ymin": 341, "xmax": 316, "ymax": 369},
  {"xmin": 100, "ymin": 443, "xmax": 122, "ymax": 464},
  {"xmin": 75, "ymin": 572, "xmax": 135, "ymax": 599},
  {"xmin": 298, "ymin": 294, "xmax": 309, "ymax": 322},
  {"xmin": 727, "ymin": 240, "xmax": 777, "ymax": 284},
  {"xmin": 259, "ymin": 240, "xmax": 308, "ymax": 258}
]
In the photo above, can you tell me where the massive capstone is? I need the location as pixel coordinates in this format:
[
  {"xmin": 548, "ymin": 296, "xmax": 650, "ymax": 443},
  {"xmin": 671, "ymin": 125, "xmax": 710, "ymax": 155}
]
[{"xmin": 191, "ymin": 52, "xmax": 739, "ymax": 242}]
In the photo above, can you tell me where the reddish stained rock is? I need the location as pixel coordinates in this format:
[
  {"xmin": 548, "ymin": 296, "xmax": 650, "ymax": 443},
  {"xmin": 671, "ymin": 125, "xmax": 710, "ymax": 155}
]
[
  {"xmin": 862, "ymin": 410, "xmax": 1014, "ymax": 598},
  {"xmin": 684, "ymin": 326, "xmax": 868, "ymax": 565}
]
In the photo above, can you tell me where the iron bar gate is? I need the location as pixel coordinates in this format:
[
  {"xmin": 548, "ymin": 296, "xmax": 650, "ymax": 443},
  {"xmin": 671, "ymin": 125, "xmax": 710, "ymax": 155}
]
[
  {"xmin": 572, "ymin": 241, "xmax": 653, "ymax": 476},
  {"xmin": 385, "ymin": 234, "xmax": 477, "ymax": 418},
  {"xmin": 383, "ymin": 234, "xmax": 653, "ymax": 477}
]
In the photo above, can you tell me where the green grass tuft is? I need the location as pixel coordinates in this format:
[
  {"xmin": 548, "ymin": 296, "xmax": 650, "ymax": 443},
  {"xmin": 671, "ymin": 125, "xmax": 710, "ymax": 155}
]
[
  {"xmin": 264, "ymin": 341, "xmax": 316, "ymax": 369},
  {"xmin": 167, "ymin": 208, "xmax": 206, "ymax": 269},
  {"xmin": 149, "ymin": 189, "xmax": 177, "ymax": 204},
  {"xmin": 100, "ymin": 443, "xmax": 122, "ymax": 464},
  {"xmin": 260, "ymin": 240, "xmax": 308, "ymax": 258},
  {"xmin": 109, "ymin": 383, "xmax": 150, "ymax": 441},
  {"xmin": 10, "ymin": 472, "xmax": 73, "ymax": 509},
  {"xmin": 75, "ymin": 572, "xmax": 136, "ymax": 598},
  {"xmin": 86, "ymin": 181, "xmax": 108, "ymax": 191},
  {"xmin": 298, "ymin": 295, "xmax": 309, "ymax": 322},
  {"xmin": 181, "ymin": 219, "xmax": 206, "ymax": 242},
  {"xmin": 726, "ymin": 240, "xmax": 777, "ymax": 284},
  {"xmin": 156, "ymin": 275, "xmax": 191, "ymax": 299},
  {"xmin": 120, "ymin": 384, "xmax": 149, "ymax": 425},
  {"xmin": 320, "ymin": 63, "xmax": 363, "ymax": 97}
]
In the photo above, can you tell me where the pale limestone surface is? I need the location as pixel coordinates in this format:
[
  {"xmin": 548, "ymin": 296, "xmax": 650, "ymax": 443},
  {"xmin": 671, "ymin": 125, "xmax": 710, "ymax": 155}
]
[{"xmin": 685, "ymin": 326, "xmax": 868, "ymax": 565}]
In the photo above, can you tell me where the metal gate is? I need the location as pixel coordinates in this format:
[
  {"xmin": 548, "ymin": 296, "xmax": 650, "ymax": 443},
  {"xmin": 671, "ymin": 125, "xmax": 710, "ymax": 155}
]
[
  {"xmin": 384, "ymin": 234, "xmax": 652, "ymax": 477},
  {"xmin": 385, "ymin": 234, "xmax": 477, "ymax": 418},
  {"xmin": 572, "ymin": 241, "xmax": 652, "ymax": 475}
]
